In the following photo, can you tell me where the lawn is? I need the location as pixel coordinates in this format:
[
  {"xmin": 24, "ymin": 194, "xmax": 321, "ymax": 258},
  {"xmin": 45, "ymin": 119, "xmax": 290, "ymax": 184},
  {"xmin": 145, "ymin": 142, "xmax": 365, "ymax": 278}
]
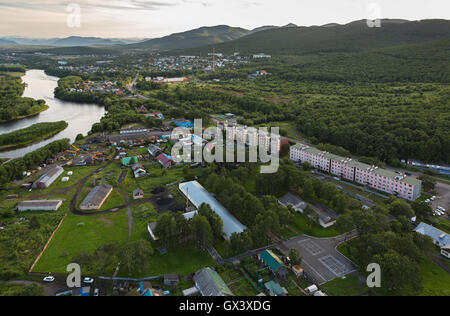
[
  {"xmin": 228, "ymin": 278, "xmax": 261, "ymax": 296},
  {"xmin": 289, "ymin": 213, "xmax": 340, "ymax": 238},
  {"xmin": 336, "ymin": 239, "xmax": 450, "ymax": 296},
  {"xmin": 33, "ymin": 211, "xmax": 130, "ymax": 274},
  {"xmin": 119, "ymin": 244, "xmax": 216, "ymax": 278},
  {"xmin": 322, "ymin": 274, "xmax": 368, "ymax": 296}
]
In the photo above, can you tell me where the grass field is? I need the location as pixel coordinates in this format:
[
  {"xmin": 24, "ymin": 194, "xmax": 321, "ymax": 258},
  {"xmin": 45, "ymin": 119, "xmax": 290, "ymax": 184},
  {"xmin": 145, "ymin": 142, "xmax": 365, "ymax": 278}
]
[
  {"xmin": 289, "ymin": 213, "xmax": 340, "ymax": 238},
  {"xmin": 322, "ymin": 274, "xmax": 368, "ymax": 296},
  {"xmin": 120, "ymin": 244, "xmax": 215, "ymax": 278},
  {"xmin": 33, "ymin": 211, "xmax": 129, "ymax": 274},
  {"xmin": 334, "ymin": 240, "xmax": 450, "ymax": 296}
]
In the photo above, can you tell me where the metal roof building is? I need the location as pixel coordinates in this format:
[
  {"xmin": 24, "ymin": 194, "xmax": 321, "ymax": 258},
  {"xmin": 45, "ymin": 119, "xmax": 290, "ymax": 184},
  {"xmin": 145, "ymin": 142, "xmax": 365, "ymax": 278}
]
[
  {"xmin": 415, "ymin": 222, "xmax": 450, "ymax": 248},
  {"xmin": 179, "ymin": 181, "xmax": 246, "ymax": 238},
  {"xmin": 194, "ymin": 268, "xmax": 234, "ymax": 296},
  {"xmin": 17, "ymin": 200, "xmax": 63, "ymax": 212},
  {"xmin": 79, "ymin": 184, "xmax": 113, "ymax": 210},
  {"xmin": 33, "ymin": 166, "xmax": 64, "ymax": 189}
]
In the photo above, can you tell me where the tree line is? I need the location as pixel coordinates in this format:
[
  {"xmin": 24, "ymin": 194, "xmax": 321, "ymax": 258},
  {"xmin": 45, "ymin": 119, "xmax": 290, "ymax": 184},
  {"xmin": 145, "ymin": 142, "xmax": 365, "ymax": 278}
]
[
  {"xmin": 0, "ymin": 139, "xmax": 70, "ymax": 186},
  {"xmin": 0, "ymin": 121, "xmax": 68, "ymax": 149}
]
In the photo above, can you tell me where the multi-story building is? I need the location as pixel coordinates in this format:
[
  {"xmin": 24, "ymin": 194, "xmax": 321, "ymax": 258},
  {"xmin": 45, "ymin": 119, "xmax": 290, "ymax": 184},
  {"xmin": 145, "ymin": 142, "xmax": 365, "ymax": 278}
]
[{"xmin": 290, "ymin": 144, "xmax": 422, "ymax": 201}]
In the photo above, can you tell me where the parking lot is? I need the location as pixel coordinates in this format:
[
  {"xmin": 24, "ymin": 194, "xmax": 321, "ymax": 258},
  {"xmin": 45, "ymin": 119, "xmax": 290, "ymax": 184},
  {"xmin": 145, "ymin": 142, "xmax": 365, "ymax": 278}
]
[
  {"xmin": 283, "ymin": 235, "xmax": 357, "ymax": 285},
  {"xmin": 432, "ymin": 182, "xmax": 450, "ymax": 216}
]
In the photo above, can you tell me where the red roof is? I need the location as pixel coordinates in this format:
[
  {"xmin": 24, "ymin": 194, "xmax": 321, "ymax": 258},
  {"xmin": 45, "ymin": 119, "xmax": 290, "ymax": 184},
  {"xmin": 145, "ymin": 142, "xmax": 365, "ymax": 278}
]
[{"xmin": 157, "ymin": 154, "xmax": 172, "ymax": 165}]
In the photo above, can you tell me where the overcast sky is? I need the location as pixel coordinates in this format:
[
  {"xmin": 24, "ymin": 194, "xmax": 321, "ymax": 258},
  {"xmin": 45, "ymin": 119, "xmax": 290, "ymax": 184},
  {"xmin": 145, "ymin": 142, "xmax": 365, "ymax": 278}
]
[{"xmin": 0, "ymin": 0, "xmax": 449, "ymax": 38}]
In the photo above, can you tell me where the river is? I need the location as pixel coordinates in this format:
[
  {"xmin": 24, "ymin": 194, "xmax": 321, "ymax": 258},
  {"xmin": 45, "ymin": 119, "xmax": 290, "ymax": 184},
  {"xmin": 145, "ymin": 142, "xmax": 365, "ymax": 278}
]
[{"xmin": 0, "ymin": 69, "xmax": 105, "ymax": 159}]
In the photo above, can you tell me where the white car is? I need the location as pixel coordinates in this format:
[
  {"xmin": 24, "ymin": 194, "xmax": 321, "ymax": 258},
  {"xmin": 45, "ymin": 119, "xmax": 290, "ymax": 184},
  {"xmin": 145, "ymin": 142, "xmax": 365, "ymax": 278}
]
[
  {"xmin": 425, "ymin": 199, "xmax": 431, "ymax": 203},
  {"xmin": 43, "ymin": 276, "xmax": 55, "ymax": 283},
  {"xmin": 94, "ymin": 289, "xmax": 99, "ymax": 297},
  {"xmin": 83, "ymin": 277, "xmax": 95, "ymax": 284}
]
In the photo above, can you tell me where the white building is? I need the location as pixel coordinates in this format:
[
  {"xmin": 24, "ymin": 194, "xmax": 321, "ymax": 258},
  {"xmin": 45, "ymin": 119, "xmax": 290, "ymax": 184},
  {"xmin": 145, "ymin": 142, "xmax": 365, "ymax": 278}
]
[{"xmin": 17, "ymin": 200, "xmax": 63, "ymax": 212}]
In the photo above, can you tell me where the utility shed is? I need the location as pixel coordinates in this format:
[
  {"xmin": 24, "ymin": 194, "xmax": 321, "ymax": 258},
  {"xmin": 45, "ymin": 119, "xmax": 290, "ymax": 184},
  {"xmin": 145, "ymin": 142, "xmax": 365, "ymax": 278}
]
[
  {"xmin": 17, "ymin": 200, "xmax": 63, "ymax": 212},
  {"xmin": 179, "ymin": 181, "xmax": 246, "ymax": 238},
  {"xmin": 194, "ymin": 268, "xmax": 234, "ymax": 297}
]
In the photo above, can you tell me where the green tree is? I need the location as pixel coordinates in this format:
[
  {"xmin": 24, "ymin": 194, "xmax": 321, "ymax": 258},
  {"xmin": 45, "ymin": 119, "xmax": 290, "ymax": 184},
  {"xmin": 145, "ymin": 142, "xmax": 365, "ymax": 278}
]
[{"xmin": 119, "ymin": 240, "xmax": 154, "ymax": 274}]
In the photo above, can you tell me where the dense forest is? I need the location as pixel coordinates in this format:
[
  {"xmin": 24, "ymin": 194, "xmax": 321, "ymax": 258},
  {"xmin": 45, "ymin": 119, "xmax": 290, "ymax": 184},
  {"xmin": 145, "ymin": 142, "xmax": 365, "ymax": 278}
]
[
  {"xmin": 0, "ymin": 76, "xmax": 48, "ymax": 123},
  {"xmin": 0, "ymin": 121, "xmax": 68, "ymax": 150}
]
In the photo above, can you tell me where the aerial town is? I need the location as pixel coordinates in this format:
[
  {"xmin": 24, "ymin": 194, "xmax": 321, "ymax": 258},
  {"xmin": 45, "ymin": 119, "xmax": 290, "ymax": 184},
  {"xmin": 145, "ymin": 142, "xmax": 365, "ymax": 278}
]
[{"xmin": 0, "ymin": 0, "xmax": 449, "ymax": 301}]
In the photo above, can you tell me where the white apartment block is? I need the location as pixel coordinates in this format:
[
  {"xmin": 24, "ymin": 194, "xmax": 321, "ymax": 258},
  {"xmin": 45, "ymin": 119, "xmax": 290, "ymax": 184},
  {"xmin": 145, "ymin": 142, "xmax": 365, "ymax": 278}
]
[{"xmin": 290, "ymin": 144, "xmax": 422, "ymax": 201}]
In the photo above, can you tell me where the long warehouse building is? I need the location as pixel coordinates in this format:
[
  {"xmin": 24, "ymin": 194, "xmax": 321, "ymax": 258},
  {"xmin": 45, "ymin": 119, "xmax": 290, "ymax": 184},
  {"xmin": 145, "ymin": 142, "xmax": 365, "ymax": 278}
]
[
  {"xmin": 33, "ymin": 166, "xmax": 64, "ymax": 189},
  {"xmin": 17, "ymin": 200, "xmax": 63, "ymax": 212},
  {"xmin": 290, "ymin": 144, "xmax": 422, "ymax": 201},
  {"xmin": 179, "ymin": 181, "xmax": 246, "ymax": 238}
]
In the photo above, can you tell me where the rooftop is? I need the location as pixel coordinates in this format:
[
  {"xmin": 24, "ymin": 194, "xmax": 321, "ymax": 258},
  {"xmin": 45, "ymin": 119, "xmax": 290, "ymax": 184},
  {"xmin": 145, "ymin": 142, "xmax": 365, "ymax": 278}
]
[
  {"xmin": 415, "ymin": 222, "xmax": 450, "ymax": 246},
  {"xmin": 18, "ymin": 200, "xmax": 62, "ymax": 208},
  {"xmin": 80, "ymin": 184, "xmax": 113, "ymax": 208},
  {"xmin": 260, "ymin": 250, "xmax": 284, "ymax": 272},
  {"xmin": 194, "ymin": 268, "xmax": 234, "ymax": 297},
  {"xmin": 179, "ymin": 181, "xmax": 246, "ymax": 238},
  {"xmin": 292, "ymin": 144, "xmax": 421, "ymax": 186}
]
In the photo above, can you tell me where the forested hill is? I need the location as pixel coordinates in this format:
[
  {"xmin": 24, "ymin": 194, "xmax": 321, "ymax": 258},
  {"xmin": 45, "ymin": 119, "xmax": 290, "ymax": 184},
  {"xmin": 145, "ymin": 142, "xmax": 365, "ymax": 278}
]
[
  {"xmin": 128, "ymin": 25, "xmax": 251, "ymax": 51},
  {"xmin": 267, "ymin": 39, "xmax": 450, "ymax": 83},
  {"xmin": 177, "ymin": 19, "xmax": 450, "ymax": 55}
]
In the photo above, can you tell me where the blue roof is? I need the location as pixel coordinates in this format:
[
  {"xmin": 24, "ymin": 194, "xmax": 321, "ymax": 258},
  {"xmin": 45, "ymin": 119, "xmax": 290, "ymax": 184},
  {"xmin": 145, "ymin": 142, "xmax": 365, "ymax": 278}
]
[
  {"xmin": 415, "ymin": 222, "xmax": 450, "ymax": 247},
  {"xmin": 179, "ymin": 181, "xmax": 246, "ymax": 238}
]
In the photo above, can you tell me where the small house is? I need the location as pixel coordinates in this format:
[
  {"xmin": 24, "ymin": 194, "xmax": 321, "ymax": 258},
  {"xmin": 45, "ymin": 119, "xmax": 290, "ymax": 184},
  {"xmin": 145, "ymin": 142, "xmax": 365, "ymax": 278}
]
[
  {"xmin": 164, "ymin": 274, "xmax": 180, "ymax": 286},
  {"xmin": 133, "ymin": 188, "xmax": 144, "ymax": 200},
  {"xmin": 258, "ymin": 250, "xmax": 288, "ymax": 280}
]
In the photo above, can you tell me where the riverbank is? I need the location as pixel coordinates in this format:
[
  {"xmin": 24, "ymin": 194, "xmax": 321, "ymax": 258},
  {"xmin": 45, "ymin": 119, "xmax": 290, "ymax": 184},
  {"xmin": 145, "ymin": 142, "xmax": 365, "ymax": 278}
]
[
  {"xmin": 0, "ymin": 121, "xmax": 68, "ymax": 152},
  {"xmin": 0, "ymin": 105, "xmax": 50, "ymax": 124},
  {"xmin": 0, "ymin": 69, "xmax": 105, "ymax": 159}
]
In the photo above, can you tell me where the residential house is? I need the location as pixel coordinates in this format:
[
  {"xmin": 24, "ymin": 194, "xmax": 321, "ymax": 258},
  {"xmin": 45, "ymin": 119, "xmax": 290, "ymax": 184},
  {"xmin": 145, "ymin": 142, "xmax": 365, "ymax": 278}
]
[
  {"xmin": 278, "ymin": 193, "xmax": 307, "ymax": 213},
  {"xmin": 156, "ymin": 153, "xmax": 174, "ymax": 168},
  {"xmin": 148, "ymin": 144, "xmax": 162, "ymax": 157},
  {"xmin": 164, "ymin": 274, "xmax": 180, "ymax": 286},
  {"xmin": 193, "ymin": 268, "xmax": 234, "ymax": 296},
  {"xmin": 258, "ymin": 250, "xmax": 288, "ymax": 280},
  {"xmin": 131, "ymin": 163, "xmax": 147, "ymax": 178},
  {"xmin": 264, "ymin": 281, "xmax": 288, "ymax": 296},
  {"xmin": 133, "ymin": 188, "xmax": 144, "ymax": 200}
]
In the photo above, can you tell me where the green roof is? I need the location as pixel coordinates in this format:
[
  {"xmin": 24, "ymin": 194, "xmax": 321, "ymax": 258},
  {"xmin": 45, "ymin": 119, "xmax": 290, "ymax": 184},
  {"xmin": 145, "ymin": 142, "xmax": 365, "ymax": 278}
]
[
  {"xmin": 206, "ymin": 269, "xmax": 234, "ymax": 296},
  {"xmin": 260, "ymin": 250, "xmax": 284, "ymax": 272},
  {"xmin": 122, "ymin": 156, "xmax": 138, "ymax": 166}
]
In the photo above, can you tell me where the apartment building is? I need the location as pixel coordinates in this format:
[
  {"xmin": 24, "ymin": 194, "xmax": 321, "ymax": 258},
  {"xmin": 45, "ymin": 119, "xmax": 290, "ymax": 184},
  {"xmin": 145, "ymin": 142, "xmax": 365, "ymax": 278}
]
[
  {"xmin": 220, "ymin": 121, "xmax": 285, "ymax": 151},
  {"xmin": 290, "ymin": 144, "xmax": 422, "ymax": 201}
]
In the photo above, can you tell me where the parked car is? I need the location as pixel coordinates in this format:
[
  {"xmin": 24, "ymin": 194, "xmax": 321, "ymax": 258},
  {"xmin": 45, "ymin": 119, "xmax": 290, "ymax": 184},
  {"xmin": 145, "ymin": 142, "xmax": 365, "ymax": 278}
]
[
  {"xmin": 83, "ymin": 277, "xmax": 95, "ymax": 284},
  {"xmin": 93, "ymin": 289, "xmax": 99, "ymax": 296},
  {"xmin": 43, "ymin": 276, "xmax": 55, "ymax": 283}
]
